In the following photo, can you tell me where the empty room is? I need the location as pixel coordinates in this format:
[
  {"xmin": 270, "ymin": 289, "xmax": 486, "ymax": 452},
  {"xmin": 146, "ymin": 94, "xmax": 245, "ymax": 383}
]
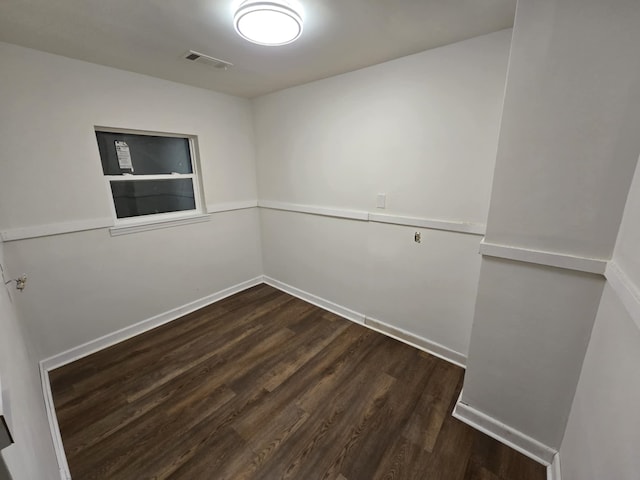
[{"xmin": 0, "ymin": 0, "xmax": 639, "ymax": 479}]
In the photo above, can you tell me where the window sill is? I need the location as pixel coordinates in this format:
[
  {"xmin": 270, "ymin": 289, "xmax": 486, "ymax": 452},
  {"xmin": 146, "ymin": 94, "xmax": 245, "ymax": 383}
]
[{"xmin": 109, "ymin": 213, "xmax": 210, "ymax": 236}]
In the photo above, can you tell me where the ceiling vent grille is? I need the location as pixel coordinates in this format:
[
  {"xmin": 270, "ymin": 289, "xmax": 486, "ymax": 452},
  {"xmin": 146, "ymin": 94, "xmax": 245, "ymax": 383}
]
[{"xmin": 183, "ymin": 51, "xmax": 233, "ymax": 70}]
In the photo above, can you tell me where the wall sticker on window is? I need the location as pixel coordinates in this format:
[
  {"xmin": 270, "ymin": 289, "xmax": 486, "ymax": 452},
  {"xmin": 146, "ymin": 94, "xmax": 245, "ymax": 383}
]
[{"xmin": 114, "ymin": 140, "xmax": 133, "ymax": 171}]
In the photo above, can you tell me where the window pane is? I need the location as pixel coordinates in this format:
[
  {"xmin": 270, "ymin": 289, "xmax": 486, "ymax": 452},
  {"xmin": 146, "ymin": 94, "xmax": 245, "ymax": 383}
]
[
  {"xmin": 96, "ymin": 132, "xmax": 193, "ymax": 175},
  {"xmin": 110, "ymin": 179, "xmax": 196, "ymax": 218}
]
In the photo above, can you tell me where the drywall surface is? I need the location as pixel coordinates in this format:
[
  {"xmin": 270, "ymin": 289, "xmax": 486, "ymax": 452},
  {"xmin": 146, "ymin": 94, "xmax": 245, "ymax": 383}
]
[
  {"xmin": 5, "ymin": 209, "xmax": 262, "ymax": 359},
  {"xmin": 461, "ymin": 0, "xmax": 640, "ymax": 453},
  {"xmin": 0, "ymin": 242, "xmax": 58, "ymax": 480},
  {"xmin": 253, "ymin": 29, "xmax": 511, "ymax": 222},
  {"xmin": 612, "ymin": 156, "xmax": 640, "ymax": 287},
  {"xmin": 0, "ymin": 41, "xmax": 257, "ymax": 230},
  {"xmin": 559, "ymin": 156, "xmax": 640, "ymax": 479},
  {"xmin": 366, "ymin": 222, "xmax": 481, "ymax": 356},
  {"xmin": 260, "ymin": 209, "xmax": 368, "ymax": 315},
  {"xmin": 485, "ymin": 0, "xmax": 640, "ymax": 259},
  {"xmin": 254, "ymin": 30, "xmax": 510, "ymax": 357},
  {"xmin": 463, "ymin": 257, "xmax": 604, "ymax": 447},
  {"xmin": 559, "ymin": 284, "xmax": 640, "ymax": 479},
  {"xmin": 0, "ymin": 43, "xmax": 262, "ymax": 359}
]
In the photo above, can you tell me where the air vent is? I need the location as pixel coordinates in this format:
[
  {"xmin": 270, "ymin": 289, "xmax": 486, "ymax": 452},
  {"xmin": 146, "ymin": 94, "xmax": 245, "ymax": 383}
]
[{"xmin": 183, "ymin": 51, "xmax": 233, "ymax": 70}]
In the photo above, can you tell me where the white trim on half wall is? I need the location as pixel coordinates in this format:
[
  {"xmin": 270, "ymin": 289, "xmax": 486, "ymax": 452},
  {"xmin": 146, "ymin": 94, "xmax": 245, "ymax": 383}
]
[
  {"xmin": 479, "ymin": 239, "xmax": 608, "ymax": 275},
  {"xmin": 258, "ymin": 200, "xmax": 369, "ymax": 221}
]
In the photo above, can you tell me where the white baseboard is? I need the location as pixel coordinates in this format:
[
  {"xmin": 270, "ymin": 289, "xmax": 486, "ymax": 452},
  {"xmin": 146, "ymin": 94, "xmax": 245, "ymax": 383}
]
[
  {"xmin": 40, "ymin": 365, "xmax": 71, "ymax": 480},
  {"xmin": 364, "ymin": 316, "xmax": 466, "ymax": 368},
  {"xmin": 39, "ymin": 275, "xmax": 554, "ymax": 478},
  {"xmin": 547, "ymin": 453, "xmax": 561, "ymax": 480},
  {"xmin": 263, "ymin": 276, "xmax": 468, "ymax": 369},
  {"xmin": 40, "ymin": 276, "xmax": 264, "ymax": 372},
  {"xmin": 40, "ymin": 275, "xmax": 264, "ymax": 480},
  {"xmin": 262, "ymin": 276, "xmax": 366, "ymax": 325},
  {"xmin": 452, "ymin": 391, "xmax": 556, "ymax": 465}
]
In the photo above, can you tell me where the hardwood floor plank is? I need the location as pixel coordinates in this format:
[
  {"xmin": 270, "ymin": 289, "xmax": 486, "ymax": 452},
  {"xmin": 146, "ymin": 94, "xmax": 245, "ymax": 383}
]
[
  {"xmin": 276, "ymin": 371, "xmax": 398, "ymax": 480},
  {"xmin": 49, "ymin": 283, "xmax": 277, "ymax": 393},
  {"xmin": 338, "ymin": 347, "xmax": 439, "ymax": 480},
  {"xmin": 403, "ymin": 361, "xmax": 464, "ymax": 453},
  {"xmin": 465, "ymin": 429, "xmax": 547, "ymax": 480},
  {"xmin": 162, "ymin": 427, "xmax": 250, "ymax": 480},
  {"xmin": 318, "ymin": 372, "xmax": 397, "ymax": 480},
  {"xmin": 416, "ymin": 415, "xmax": 476, "ymax": 480},
  {"xmin": 51, "ymin": 288, "xmax": 290, "ymax": 412},
  {"xmin": 372, "ymin": 438, "xmax": 426, "ymax": 480},
  {"xmin": 231, "ymin": 405, "xmax": 311, "ymax": 480},
  {"xmin": 50, "ymin": 285, "xmax": 546, "ymax": 480},
  {"xmin": 252, "ymin": 337, "xmax": 428, "ymax": 479}
]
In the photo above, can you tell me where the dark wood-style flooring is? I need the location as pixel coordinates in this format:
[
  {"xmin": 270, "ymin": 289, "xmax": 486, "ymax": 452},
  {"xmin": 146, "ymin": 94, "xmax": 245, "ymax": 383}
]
[{"xmin": 50, "ymin": 284, "xmax": 546, "ymax": 480}]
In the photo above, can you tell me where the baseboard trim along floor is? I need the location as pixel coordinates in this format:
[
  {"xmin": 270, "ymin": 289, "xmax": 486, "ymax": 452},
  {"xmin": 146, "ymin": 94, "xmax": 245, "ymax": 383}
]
[
  {"xmin": 547, "ymin": 454, "xmax": 562, "ymax": 480},
  {"xmin": 262, "ymin": 276, "xmax": 366, "ymax": 325},
  {"xmin": 452, "ymin": 391, "xmax": 557, "ymax": 466},
  {"xmin": 262, "ymin": 276, "xmax": 467, "ymax": 368},
  {"xmin": 40, "ymin": 275, "xmax": 265, "ymax": 480},
  {"xmin": 40, "ymin": 276, "xmax": 554, "ymax": 478},
  {"xmin": 40, "ymin": 276, "xmax": 265, "ymax": 373},
  {"xmin": 364, "ymin": 316, "xmax": 466, "ymax": 368}
]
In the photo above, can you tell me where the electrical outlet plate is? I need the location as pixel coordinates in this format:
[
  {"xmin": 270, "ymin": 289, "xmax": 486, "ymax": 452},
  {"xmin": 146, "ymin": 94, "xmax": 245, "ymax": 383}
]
[
  {"xmin": 15, "ymin": 275, "xmax": 26, "ymax": 291},
  {"xmin": 376, "ymin": 193, "xmax": 386, "ymax": 209}
]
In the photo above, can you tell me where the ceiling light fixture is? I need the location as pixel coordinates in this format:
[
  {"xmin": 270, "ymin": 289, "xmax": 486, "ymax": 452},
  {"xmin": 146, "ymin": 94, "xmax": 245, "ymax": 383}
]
[{"xmin": 234, "ymin": 1, "xmax": 303, "ymax": 46}]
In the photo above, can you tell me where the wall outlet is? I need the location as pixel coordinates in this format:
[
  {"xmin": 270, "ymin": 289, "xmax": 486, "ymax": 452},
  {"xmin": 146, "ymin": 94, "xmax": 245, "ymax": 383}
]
[
  {"xmin": 15, "ymin": 275, "xmax": 27, "ymax": 291},
  {"xmin": 376, "ymin": 193, "xmax": 386, "ymax": 209}
]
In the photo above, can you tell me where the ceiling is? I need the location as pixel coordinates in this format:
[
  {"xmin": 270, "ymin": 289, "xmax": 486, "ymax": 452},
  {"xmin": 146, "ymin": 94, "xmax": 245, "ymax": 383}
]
[{"xmin": 0, "ymin": 0, "xmax": 516, "ymax": 98}]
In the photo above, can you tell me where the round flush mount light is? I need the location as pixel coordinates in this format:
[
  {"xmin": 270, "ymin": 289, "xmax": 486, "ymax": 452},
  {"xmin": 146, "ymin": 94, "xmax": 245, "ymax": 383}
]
[{"xmin": 234, "ymin": 1, "xmax": 303, "ymax": 46}]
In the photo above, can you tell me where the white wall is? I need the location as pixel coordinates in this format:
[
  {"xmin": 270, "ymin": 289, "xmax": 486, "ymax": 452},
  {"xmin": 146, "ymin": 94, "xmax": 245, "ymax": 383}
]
[
  {"xmin": 365, "ymin": 222, "xmax": 482, "ymax": 356},
  {"xmin": 261, "ymin": 210, "xmax": 368, "ymax": 315},
  {"xmin": 255, "ymin": 29, "xmax": 510, "ymax": 222},
  {"xmin": 559, "ymin": 157, "xmax": 640, "ymax": 479},
  {"xmin": 463, "ymin": 258, "xmax": 604, "ymax": 447},
  {"xmin": 0, "ymin": 42, "xmax": 257, "ymax": 229},
  {"xmin": 559, "ymin": 284, "xmax": 640, "ymax": 479},
  {"xmin": 484, "ymin": 0, "xmax": 640, "ymax": 259},
  {"xmin": 461, "ymin": 0, "xmax": 640, "ymax": 453},
  {"xmin": 0, "ymin": 42, "xmax": 263, "ymax": 359},
  {"xmin": 255, "ymin": 29, "xmax": 511, "ymax": 358},
  {"xmin": 611, "ymin": 159, "xmax": 640, "ymax": 289},
  {"xmin": 5, "ymin": 210, "xmax": 262, "ymax": 359},
  {"xmin": 0, "ymin": 241, "xmax": 59, "ymax": 480}
]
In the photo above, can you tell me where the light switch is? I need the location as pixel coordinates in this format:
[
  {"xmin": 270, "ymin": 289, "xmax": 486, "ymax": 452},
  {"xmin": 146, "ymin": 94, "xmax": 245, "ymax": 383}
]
[{"xmin": 376, "ymin": 193, "xmax": 386, "ymax": 209}]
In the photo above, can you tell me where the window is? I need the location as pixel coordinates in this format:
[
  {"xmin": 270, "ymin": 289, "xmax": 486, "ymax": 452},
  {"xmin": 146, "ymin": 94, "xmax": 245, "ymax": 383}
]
[{"xmin": 95, "ymin": 128, "xmax": 205, "ymax": 232}]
